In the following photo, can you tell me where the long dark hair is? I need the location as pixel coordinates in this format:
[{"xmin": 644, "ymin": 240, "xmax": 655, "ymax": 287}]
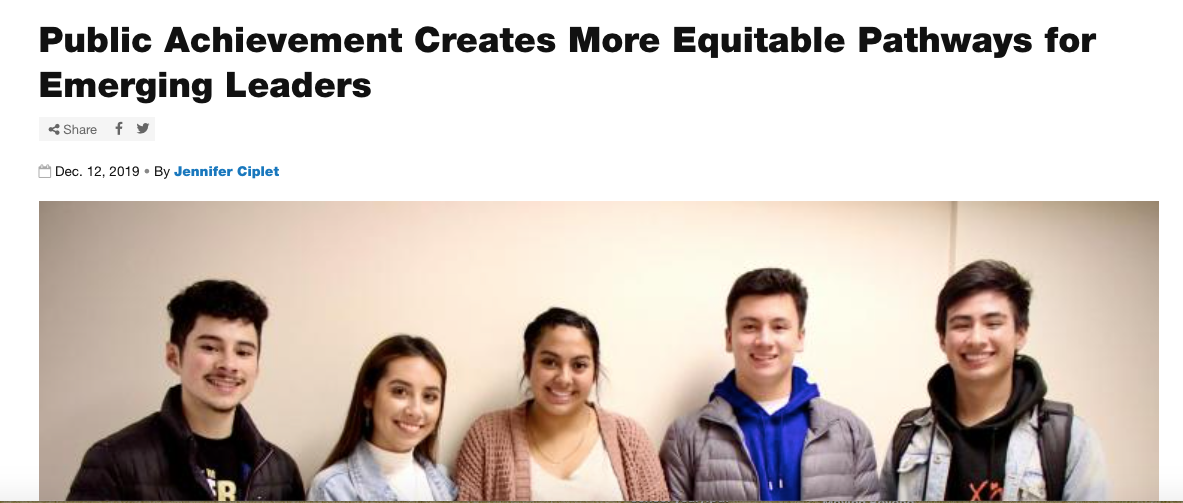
[{"xmin": 320, "ymin": 335, "xmax": 448, "ymax": 470}]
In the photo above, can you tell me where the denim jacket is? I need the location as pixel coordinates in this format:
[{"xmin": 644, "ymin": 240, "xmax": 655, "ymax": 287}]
[
  {"xmin": 880, "ymin": 404, "xmax": 1108, "ymax": 501},
  {"xmin": 308, "ymin": 442, "xmax": 457, "ymax": 501}
]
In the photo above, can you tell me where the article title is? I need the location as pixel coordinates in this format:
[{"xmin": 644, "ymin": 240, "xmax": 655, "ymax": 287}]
[{"xmin": 40, "ymin": 26, "xmax": 1098, "ymax": 104}]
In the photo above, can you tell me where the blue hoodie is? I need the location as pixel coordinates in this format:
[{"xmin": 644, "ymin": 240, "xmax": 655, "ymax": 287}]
[{"xmin": 712, "ymin": 367, "xmax": 820, "ymax": 501}]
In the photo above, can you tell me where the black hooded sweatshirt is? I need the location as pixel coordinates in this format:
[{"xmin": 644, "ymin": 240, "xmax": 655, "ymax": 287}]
[{"xmin": 928, "ymin": 355, "xmax": 1047, "ymax": 501}]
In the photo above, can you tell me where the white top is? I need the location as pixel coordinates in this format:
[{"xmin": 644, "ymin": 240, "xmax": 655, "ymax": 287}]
[
  {"xmin": 529, "ymin": 437, "xmax": 625, "ymax": 501},
  {"xmin": 757, "ymin": 396, "xmax": 790, "ymax": 415},
  {"xmin": 365, "ymin": 440, "xmax": 435, "ymax": 501}
]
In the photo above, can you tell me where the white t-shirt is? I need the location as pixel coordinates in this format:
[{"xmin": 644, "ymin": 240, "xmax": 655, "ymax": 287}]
[
  {"xmin": 365, "ymin": 440, "xmax": 436, "ymax": 501},
  {"xmin": 529, "ymin": 438, "xmax": 625, "ymax": 501},
  {"xmin": 758, "ymin": 396, "xmax": 790, "ymax": 415}
]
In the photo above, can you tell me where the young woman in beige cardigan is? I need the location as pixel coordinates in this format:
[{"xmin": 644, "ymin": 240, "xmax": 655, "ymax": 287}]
[{"xmin": 453, "ymin": 307, "xmax": 669, "ymax": 501}]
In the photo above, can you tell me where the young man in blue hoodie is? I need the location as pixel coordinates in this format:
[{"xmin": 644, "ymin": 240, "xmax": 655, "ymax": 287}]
[{"xmin": 660, "ymin": 268, "xmax": 879, "ymax": 501}]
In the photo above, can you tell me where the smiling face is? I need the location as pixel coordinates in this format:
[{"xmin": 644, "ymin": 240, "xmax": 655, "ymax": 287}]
[
  {"xmin": 940, "ymin": 289, "xmax": 1027, "ymax": 387},
  {"xmin": 526, "ymin": 324, "xmax": 596, "ymax": 418},
  {"xmin": 365, "ymin": 356, "xmax": 443, "ymax": 453},
  {"xmin": 167, "ymin": 315, "xmax": 259, "ymax": 416},
  {"xmin": 726, "ymin": 294, "xmax": 804, "ymax": 400}
]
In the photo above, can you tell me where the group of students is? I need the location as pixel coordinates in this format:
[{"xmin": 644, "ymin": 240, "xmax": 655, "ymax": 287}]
[{"xmin": 65, "ymin": 260, "xmax": 1110, "ymax": 501}]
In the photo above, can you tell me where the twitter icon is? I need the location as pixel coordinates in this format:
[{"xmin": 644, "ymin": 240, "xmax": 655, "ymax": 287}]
[{"xmin": 136, "ymin": 123, "xmax": 150, "ymax": 134}]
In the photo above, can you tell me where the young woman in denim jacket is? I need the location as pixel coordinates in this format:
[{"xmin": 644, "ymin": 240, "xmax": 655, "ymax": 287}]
[{"xmin": 309, "ymin": 335, "xmax": 457, "ymax": 501}]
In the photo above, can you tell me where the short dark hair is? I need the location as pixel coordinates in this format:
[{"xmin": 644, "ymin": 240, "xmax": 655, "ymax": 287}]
[
  {"xmin": 523, "ymin": 307, "xmax": 602, "ymax": 383},
  {"xmin": 726, "ymin": 268, "xmax": 808, "ymax": 327},
  {"xmin": 321, "ymin": 334, "xmax": 448, "ymax": 470},
  {"xmin": 167, "ymin": 280, "xmax": 269, "ymax": 352},
  {"xmin": 936, "ymin": 259, "xmax": 1032, "ymax": 337}
]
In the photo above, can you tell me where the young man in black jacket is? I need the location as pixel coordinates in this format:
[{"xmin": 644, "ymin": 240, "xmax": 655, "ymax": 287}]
[{"xmin": 67, "ymin": 280, "xmax": 304, "ymax": 501}]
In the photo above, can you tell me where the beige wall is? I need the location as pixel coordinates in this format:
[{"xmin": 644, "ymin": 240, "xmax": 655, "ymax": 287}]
[{"xmin": 39, "ymin": 202, "xmax": 1157, "ymax": 500}]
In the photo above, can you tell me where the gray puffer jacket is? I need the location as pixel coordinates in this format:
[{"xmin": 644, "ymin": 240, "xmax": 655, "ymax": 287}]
[{"xmin": 660, "ymin": 395, "xmax": 879, "ymax": 501}]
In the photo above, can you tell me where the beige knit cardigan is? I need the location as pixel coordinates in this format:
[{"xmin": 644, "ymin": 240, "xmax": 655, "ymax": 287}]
[{"xmin": 453, "ymin": 401, "xmax": 670, "ymax": 501}]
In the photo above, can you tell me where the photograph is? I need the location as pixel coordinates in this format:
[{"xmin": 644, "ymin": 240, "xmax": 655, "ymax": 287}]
[{"xmin": 39, "ymin": 201, "xmax": 1156, "ymax": 500}]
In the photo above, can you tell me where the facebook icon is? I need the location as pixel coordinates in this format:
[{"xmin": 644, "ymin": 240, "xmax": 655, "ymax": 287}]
[{"xmin": 116, "ymin": 122, "xmax": 123, "ymax": 136}]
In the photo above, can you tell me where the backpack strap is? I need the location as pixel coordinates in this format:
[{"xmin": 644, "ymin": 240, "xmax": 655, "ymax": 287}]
[
  {"xmin": 891, "ymin": 407, "xmax": 930, "ymax": 487},
  {"xmin": 1037, "ymin": 399, "xmax": 1074, "ymax": 501}
]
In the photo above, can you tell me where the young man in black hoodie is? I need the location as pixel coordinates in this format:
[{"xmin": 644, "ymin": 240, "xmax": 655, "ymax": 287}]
[
  {"xmin": 880, "ymin": 260, "xmax": 1109, "ymax": 501},
  {"xmin": 67, "ymin": 280, "xmax": 304, "ymax": 501}
]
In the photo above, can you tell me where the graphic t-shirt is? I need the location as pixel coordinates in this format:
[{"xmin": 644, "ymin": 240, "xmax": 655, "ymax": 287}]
[
  {"xmin": 927, "ymin": 357, "xmax": 1048, "ymax": 501},
  {"xmin": 195, "ymin": 434, "xmax": 248, "ymax": 501}
]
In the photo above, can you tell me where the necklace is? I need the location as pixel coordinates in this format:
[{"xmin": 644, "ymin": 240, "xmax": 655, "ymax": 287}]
[{"xmin": 527, "ymin": 407, "xmax": 593, "ymax": 465}]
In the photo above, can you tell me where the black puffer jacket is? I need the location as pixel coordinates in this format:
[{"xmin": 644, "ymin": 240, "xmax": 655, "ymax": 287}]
[{"xmin": 67, "ymin": 385, "xmax": 304, "ymax": 500}]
